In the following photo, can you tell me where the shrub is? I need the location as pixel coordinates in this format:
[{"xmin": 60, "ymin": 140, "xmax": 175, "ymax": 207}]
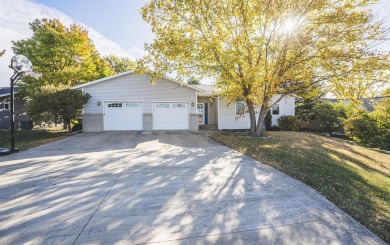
[
  {"xmin": 312, "ymin": 102, "xmax": 346, "ymax": 134},
  {"xmin": 265, "ymin": 110, "xmax": 272, "ymax": 130},
  {"xmin": 370, "ymin": 98, "xmax": 390, "ymax": 149},
  {"xmin": 343, "ymin": 113, "xmax": 378, "ymax": 144},
  {"xmin": 278, "ymin": 116, "xmax": 301, "ymax": 131},
  {"xmin": 269, "ymin": 125, "xmax": 282, "ymax": 131},
  {"xmin": 343, "ymin": 110, "xmax": 390, "ymax": 150}
]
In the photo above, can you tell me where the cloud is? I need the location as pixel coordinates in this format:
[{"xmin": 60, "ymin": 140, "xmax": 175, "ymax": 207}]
[{"xmin": 0, "ymin": 0, "xmax": 137, "ymax": 86}]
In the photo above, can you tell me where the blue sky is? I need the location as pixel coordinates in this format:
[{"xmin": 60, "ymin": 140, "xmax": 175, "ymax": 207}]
[
  {"xmin": 33, "ymin": 0, "xmax": 390, "ymax": 54},
  {"xmin": 31, "ymin": 0, "xmax": 154, "ymax": 54},
  {"xmin": 0, "ymin": 0, "xmax": 389, "ymax": 87}
]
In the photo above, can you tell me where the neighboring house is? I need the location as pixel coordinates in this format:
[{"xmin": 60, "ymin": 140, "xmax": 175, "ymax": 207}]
[
  {"xmin": 72, "ymin": 72, "xmax": 295, "ymax": 132},
  {"xmin": 0, "ymin": 87, "xmax": 32, "ymax": 129}
]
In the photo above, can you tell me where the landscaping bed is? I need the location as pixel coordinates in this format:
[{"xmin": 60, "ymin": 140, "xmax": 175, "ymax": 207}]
[{"xmin": 211, "ymin": 131, "xmax": 390, "ymax": 243}]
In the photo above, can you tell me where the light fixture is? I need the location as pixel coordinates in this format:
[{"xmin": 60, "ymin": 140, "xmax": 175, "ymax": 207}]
[
  {"xmin": 97, "ymin": 101, "xmax": 101, "ymax": 106},
  {"xmin": 191, "ymin": 102, "xmax": 195, "ymax": 107}
]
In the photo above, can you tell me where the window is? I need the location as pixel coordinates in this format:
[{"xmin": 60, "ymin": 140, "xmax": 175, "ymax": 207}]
[
  {"xmin": 173, "ymin": 103, "xmax": 186, "ymax": 108},
  {"xmin": 272, "ymin": 104, "xmax": 280, "ymax": 115},
  {"xmin": 236, "ymin": 101, "xmax": 245, "ymax": 116},
  {"xmin": 108, "ymin": 103, "xmax": 122, "ymax": 108},
  {"xmin": 126, "ymin": 103, "xmax": 140, "ymax": 108},
  {"xmin": 3, "ymin": 103, "xmax": 10, "ymax": 110},
  {"xmin": 156, "ymin": 103, "xmax": 169, "ymax": 108}
]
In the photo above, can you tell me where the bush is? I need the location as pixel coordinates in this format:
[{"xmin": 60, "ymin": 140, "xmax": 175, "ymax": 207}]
[
  {"xmin": 269, "ymin": 125, "xmax": 282, "ymax": 131},
  {"xmin": 370, "ymin": 98, "xmax": 390, "ymax": 149},
  {"xmin": 71, "ymin": 123, "xmax": 82, "ymax": 132},
  {"xmin": 278, "ymin": 116, "xmax": 301, "ymax": 131},
  {"xmin": 70, "ymin": 118, "xmax": 83, "ymax": 132},
  {"xmin": 265, "ymin": 110, "xmax": 272, "ymax": 130},
  {"xmin": 344, "ymin": 113, "xmax": 378, "ymax": 144},
  {"xmin": 343, "ymin": 111, "xmax": 390, "ymax": 150},
  {"xmin": 312, "ymin": 102, "xmax": 346, "ymax": 134}
]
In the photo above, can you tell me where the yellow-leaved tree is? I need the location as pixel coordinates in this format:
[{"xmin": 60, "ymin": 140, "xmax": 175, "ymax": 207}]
[{"xmin": 138, "ymin": 0, "xmax": 389, "ymax": 136}]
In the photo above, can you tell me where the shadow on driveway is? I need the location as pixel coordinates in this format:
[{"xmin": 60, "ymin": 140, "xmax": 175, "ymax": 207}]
[{"xmin": 0, "ymin": 131, "xmax": 385, "ymax": 244}]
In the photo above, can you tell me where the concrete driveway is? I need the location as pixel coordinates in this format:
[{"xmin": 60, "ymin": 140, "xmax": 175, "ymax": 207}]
[{"xmin": 0, "ymin": 131, "xmax": 385, "ymax": 245}]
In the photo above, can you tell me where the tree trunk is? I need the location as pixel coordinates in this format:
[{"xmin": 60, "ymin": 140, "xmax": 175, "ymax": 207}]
[
  {"xmin": 67, "ymin": 121, "xmax": 72, "ymax": 133},
  {"xmin": 254, "ymin": 105, "xmax": 269, "ymax": 136},
  {"xmin": 63, "ymin": 121, "xmax": 67, "ymax": 130},
  {"xmin": 246, "ymin": 100, "xmax": 257, "ymax": 136}
]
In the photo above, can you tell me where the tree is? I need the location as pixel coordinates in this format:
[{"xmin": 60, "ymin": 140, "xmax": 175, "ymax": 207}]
[
  {"xmin": 381, "ymin": 87, "xmax": 390, "ymax": 96},
  {"xmin": 12, "ymin": 19, "xmax": 113, "ymax": 93},
  {"xmin": 104, "ymin": 55, "xmax": 135, "ymax": 73},
  {"xmin": 138, "ymin": 0, "xmax": 390, "ymax": 136},
  {"xmin": 187, "ymin": 77, "xmax": 200, "ymax": 85},
  {"xmin": 187, "ymin": 77, "xmax": 201, "ymax": 85},
  {"xmin": 295, "ymin": 97, "xmax": 321, "ymax": 122},
  {"xmin": 27, "ymin": 85, "xmax": 91, "ymax": 131}
]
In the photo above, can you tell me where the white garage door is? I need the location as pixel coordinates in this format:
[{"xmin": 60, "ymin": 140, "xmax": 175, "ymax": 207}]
[
  {"xmin": 153, "ymin": 102, "xmax": 189, "ymax": 130},
  {"xmin": 104, "ymin": 102, "xmax": 143, "ymax": 130}
]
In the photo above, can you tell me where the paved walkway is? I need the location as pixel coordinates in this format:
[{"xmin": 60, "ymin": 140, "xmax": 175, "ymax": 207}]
[{"xmin": 0, "ymin": 131, "xmax": 385, "ymax": 244}]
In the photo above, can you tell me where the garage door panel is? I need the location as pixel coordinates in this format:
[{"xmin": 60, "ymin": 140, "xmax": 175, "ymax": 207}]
[
  {"xmin": 104, "ymin": 102, "xmax": 143, "ymax": 130},
  {"xmin": 153, "ymin": 102, "xmax": 189, "ymax": 130}
]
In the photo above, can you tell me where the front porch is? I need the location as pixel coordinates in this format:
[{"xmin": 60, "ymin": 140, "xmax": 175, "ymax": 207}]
[{"xmin": 197, "ymin": 96, "xmax": 218, "ymax": 129}]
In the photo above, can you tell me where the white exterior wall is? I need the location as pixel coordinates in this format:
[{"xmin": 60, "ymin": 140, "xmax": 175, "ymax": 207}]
[
  {"xmin": 270, "ymin": 96, "xmax": 295, "ymax": 126},
  {"xmin": 218, "ymin": 97, "xmax": 254, "ymax": 130},
  {"xmin": 82, "ymin": 74, "xmax": 197, "ymax": 114},
  {"xmin": 218, "ymin": 95, "xmax": 295, "ymax": 130}
]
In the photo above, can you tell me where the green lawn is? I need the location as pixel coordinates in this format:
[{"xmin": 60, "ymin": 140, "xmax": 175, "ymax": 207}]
[
  {"xmin": 0, "ymin": 128, "xmax": 69, "ymax": 151},
  {"xmin": 211, "ymin": 131, "xmax": 390, "ymax": 243}
]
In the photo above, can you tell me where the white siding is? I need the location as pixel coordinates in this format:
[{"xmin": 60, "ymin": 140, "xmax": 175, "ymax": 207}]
[
  {"xmin": 83, "ymin": 74, "xmax": 197, "ymax": 114},
  {"xmin": 218, "ymin": 98, "xmax": 253, "ymax": 130},
  {"xmin": 270, "ymin": 96, "xmax": 295, "ymax": 126},
  {"xmin": 218, "ymin": 95, "xmax": 295, "ymax": 130}
]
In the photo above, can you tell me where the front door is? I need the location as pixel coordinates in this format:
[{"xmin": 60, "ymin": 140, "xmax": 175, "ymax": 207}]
[{"xmin": 197, "ymin": 103, "xmax": 204, "ymax": 124}]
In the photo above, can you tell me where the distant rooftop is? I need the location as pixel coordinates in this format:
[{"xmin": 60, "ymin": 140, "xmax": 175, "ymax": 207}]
[
  {"xmin": 322, "ymin": 96, "xmax": 390, "ymax": 112},
  {"xmin": 0, "ymin": 87, "xmax": 21, "ymax": 98}
]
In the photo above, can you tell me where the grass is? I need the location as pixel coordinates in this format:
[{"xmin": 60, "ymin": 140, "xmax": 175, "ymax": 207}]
[
  {"xmin": 0, "ymin": 128, "xmax": 69, "ymax": 151},
  {"xmin": 211, "ymin": 131, "xmax": 390, "ymax": 243}
]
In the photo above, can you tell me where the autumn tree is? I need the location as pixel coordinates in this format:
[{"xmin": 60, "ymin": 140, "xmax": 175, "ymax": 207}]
[
  {"xmin": 382, "ymin": 87, "xmax": 390, "ymax": 96},
  {"xmin": 138, "ymin": 0, "xmax": 390, "ymax": 136},
  {"xmin": 104, "ymin": 55, "xmax": 136, "ymax": 73},
  {"xmin": 27, "ymin": 85, "xmax": 91, "ymax": 131},
  {"xmin": 12, "ymin": 19, "xmax": 114, "ymax": 93}
]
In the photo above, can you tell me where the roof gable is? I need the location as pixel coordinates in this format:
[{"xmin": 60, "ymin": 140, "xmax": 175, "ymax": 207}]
[
  {"xmin": 72, "ymin": 71, "xmax": 203, "ymax": 92},
  {"xmin": 0, "ymin": 87, "xmax": 21, "ymax": 98}
]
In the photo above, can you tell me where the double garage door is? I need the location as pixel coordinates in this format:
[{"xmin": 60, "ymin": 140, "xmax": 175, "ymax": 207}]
[{"xmin": 103, "ymin": 101, "xmax": 189, "ymax": 130}]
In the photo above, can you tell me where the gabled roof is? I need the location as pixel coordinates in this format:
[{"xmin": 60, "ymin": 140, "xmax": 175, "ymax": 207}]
[
  {"xmin": 72, "ymin": 71, "xmax": 204, "ymax": 92},
  {"xmin": 0, "ymin": 87, "xmax": 21, "ymax": 98},
  {"xmin": 188, "ymin": 84, "xmax": 221, "ymax": 97}
]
